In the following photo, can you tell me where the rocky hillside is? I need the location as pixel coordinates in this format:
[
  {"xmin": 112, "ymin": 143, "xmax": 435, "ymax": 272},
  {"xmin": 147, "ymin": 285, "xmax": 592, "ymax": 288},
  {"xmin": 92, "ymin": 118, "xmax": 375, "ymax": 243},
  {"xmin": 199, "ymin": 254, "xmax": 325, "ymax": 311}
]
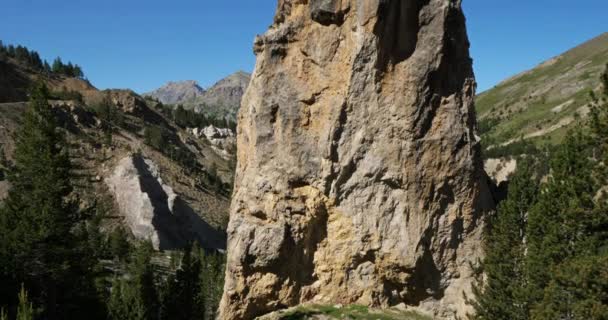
[
  {"xmin": 0, "ymin": 54, "xmax": 236, "ymax": 251},
  {"xmin": 477, "ymin": 32, "xmax": 608, "ymax": 148},
  {"xmin": 145, "ymin": 71, "xmax": 251, "ymax": 121},
  {"xmin": 220, "ymin": 1, "xmax": 494, "ymax": 319}
]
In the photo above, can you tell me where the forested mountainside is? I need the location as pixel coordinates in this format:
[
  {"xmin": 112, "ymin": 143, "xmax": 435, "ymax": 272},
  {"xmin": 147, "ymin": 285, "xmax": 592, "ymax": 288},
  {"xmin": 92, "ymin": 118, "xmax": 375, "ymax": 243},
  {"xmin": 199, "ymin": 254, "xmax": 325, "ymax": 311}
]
[
  {"xmin": 0, "ymin": 41, "xmax": 235, "ymax": 320},
  {"xmin": 471, "ymin": 63, "xmax": 608, "ymax": 320}
]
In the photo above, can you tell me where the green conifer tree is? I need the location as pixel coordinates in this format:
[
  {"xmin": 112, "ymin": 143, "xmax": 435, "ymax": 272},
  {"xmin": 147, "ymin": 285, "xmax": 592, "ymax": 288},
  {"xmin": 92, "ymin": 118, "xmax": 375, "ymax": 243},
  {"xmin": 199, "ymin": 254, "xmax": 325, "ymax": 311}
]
[
  {"xmin": 0, "ymin": 83, "xmax": 101, "ymax": 319},
  {"xmin": 525, "ymin": 130, "xmax": 596, "ymax": 309},
  {"xmin": 43, "ymin": 61, "xmax": 51, "ymax": 74},
  {"xmin": 160, "ymin": 243, "xmax": 203, "ymax": 320},
  {"xmin": 525, "ymin": 67, "xmax": 608, "ymax": 318},
  {"xmin": 108, "ymin": 227, "xmax": 131, "ymax": 261},
  {"xmin": 51, "ymin": 57, "xmax": 64, "ymax": 74},
  {"xmin": 73, "ymin": 64, "xmax": 84, "ymax": 78},
  {"xmin": 16, "ymin": 286, "xmax": 34, "ymax": 320},
  {"xmin": 198, "ymin": 251, "xmax": 225, "ymax": 319},
  {"xmin": 470, "ymin": 160, "xmax": 539, "ymax": 320},
  {"xmin": 173, "ymin": 105, "xmax": 189, "ymax": 128},
  {"xmin": 108, "ymin": 241, "xmax": 158, "ymax": 320}
]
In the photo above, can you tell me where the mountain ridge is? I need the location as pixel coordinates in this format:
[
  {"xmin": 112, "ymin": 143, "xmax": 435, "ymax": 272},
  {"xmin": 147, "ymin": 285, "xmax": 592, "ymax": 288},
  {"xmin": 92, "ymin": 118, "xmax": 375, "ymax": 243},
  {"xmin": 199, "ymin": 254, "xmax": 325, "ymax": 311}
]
[
  {"xmin": 144, "ymin": 71, "xmax": 251, "ymax": 121},
  {"xmin": 476, "ymin": 32, "xmax": 608, "ymax": 148}
]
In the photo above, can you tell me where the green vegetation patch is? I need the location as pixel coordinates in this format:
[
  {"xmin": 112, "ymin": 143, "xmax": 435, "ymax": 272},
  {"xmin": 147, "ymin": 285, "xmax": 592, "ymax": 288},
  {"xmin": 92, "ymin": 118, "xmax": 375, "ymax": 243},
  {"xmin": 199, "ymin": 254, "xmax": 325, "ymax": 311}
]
[
  {"xmin": 268, "ymin": 305, "xmax": 431, "ymax": 320},
  {"xmin": 476, "ymin": 34, "xmax": 608, "ymax": 150}
]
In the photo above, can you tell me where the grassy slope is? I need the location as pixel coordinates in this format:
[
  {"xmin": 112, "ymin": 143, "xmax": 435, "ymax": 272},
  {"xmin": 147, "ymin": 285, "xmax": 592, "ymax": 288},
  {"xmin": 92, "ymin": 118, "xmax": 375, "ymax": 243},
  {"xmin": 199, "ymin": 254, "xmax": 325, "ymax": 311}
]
[
  {"xmin": 258, "ymin": 305, "xmax": 432, "ymax": 320},
  {"xmin": 476, "ymin": 32, "xmax": 608, "ymax": 147}
]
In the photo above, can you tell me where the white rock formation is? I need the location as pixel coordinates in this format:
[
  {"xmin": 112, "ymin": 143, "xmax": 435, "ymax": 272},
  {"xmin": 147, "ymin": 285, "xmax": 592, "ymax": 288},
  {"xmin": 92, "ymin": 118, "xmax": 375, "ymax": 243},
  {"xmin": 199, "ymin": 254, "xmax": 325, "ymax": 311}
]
[
  {"xmin": 106, "ymin": 154, "xmax": 226, "ymax": 250},
  {"xmin": 484, "ymin": 158, "xmax": 518, "ymax": 184},
  {"xmin": 191, "ymin": 126, "xmax": 236, "ymax": 158}
]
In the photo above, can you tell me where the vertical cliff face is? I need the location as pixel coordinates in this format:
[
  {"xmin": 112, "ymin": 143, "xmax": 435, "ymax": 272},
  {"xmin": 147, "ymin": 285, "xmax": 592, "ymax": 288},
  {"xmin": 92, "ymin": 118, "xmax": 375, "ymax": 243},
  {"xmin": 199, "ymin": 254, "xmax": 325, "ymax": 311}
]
[{"xmin": 220, "ymin": 0, "xmax": 494, "ymax": 319}]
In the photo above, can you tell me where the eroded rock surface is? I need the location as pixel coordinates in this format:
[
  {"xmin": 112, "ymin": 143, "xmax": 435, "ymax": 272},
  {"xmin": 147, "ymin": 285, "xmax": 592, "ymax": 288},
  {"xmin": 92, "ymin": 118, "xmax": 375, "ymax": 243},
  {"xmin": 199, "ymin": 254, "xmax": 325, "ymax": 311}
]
[
  {"xmin": 106, "ymin": 89, "xmax": 148, "ymax": 114},
  {"xmin": 220, "ymin": 1, "xmax": 493, "ymax": 319},
  {"xmin": 191, "ymin": 126, "xmax": 236, "ymax": 159},
  {"xmin": 484, "ymin": 158, "xmax": 517, "ymax": 185},
  {"xmin": 106, "ymin": 154, "xmax": 225, "ymax": 250}
]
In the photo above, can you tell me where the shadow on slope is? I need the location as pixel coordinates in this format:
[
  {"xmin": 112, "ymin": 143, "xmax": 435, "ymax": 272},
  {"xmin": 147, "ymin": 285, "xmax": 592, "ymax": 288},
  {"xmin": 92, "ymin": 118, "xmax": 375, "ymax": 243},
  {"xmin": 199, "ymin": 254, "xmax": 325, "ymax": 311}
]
[{"xmin": 133, "ymin": 154, "xmax": 226, "ymax": 251}]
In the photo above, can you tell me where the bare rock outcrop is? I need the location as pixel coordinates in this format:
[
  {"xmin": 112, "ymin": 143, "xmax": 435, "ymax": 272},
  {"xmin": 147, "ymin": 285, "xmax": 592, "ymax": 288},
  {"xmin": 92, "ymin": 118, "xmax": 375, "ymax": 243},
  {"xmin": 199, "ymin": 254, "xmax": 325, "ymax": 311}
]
[
  {"xmin": 105, "ymin": 89, "xmax": 148, "ymax": 114},
  {"xmin": 220, "ymin": 1, "xmax": 493, "ymax": 319},
  {"xmin": 191, "ymin": 125, "xmax": 236, "ymax": 159},
  {"xmin": 106, "ymin": 154, "xmax": 226, "ymax": 251},
  {"xmin": 484, "ymin": 158, "xmax": 517, "ymax": 185}
]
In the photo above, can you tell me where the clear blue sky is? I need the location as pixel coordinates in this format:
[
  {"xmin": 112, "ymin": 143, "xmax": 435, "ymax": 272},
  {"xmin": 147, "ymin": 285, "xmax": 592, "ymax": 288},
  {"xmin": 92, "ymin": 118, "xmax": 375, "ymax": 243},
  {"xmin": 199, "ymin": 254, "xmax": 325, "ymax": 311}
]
[{"xmin": 1, "ymin": 0, "xmax": 606, "ymax": 94}]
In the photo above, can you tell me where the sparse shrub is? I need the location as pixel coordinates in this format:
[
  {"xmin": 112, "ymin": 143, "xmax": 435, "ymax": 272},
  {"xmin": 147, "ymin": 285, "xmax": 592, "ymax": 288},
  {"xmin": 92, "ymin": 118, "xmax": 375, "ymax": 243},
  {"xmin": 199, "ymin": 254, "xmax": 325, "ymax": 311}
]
[
  {"xmin": 477, "ymin": 117, "xmax": 501, "ymax": 136},
  {"xmin": 483, "ymin": 139, "xmax": 540, "ymax": 159},
  {"xmin": 49, "ymin": 88, "xmax": 83, "ymax": 102},
  {"xmin": 144, "ymin": 125, "xmax": 167, "ymax": 151}
]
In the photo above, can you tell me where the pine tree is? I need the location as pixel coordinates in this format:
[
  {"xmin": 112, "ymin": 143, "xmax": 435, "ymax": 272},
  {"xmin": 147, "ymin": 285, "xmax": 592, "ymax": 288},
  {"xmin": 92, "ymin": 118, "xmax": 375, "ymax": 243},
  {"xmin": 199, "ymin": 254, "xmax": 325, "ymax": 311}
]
[
  {"xmin": 28, "ymin": 51, "xmax": 42, "ymax": 70},
  {"xmin": 108, "ymin": 279, "xmax": 144, "ymax": 320},
  {"xmin": 525, "ymin": 129, "xmax": 596, "ymax": 309},
  {"xmin": 108, "ymin": 227, "xmax": 131, "ymax": 261},
  {"xmin": 524, "ymin": 68, "xmax": 608, "ymax": 318},
  {"xmin": 173, "ymin": 105, "xmax": 189, "ymax": 128},
  {"xmin": 470, "ymin": 160, "xmax": 539, "ymax": 320},
  {"xmin": 14, "ymin": 46, "xmax": 29, "ymax": 63},
  {"xmin": 0, "ymin": 83, "xmax": 97, "ymax": 319},
  {"xmin": 108, "ymin": 242, "xmax": 159, "ymax": 320},
  {"xmin": 198, "ymin": 251, "xmax": 225, "ymax": 319},
  {"xmin": 532, "ymin": 253, "xmax": 608, "ymax": 319},
  {"xmin": 157, "ymin": 244, "xmax": 226, "ymax": 320},
  {"xmin": 16, "ymin": 286, "xmax": 34, "ymax": 320},
  {"xmin": 159, "ymin": 244, "xmax": 202, "ymax": 320},
  {"xmin": 7, "ymin": 45, "xmax": 15, "ymax": 58},
  {"xmin": 51, "ymin": 57, "xmax": 64, "ymax": 74},
  {"xmin": 73, "ymin": 64, "xmax": 84, "ymax": 78},
  {"xmin": 66, "ymin": 62, "xmax": 75, "ymax": 77}
]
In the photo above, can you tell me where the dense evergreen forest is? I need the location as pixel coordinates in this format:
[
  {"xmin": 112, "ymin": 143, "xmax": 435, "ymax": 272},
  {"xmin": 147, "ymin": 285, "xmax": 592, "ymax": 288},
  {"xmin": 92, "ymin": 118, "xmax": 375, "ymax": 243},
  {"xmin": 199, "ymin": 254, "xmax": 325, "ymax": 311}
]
[
  {"xmin": 0, "ymin": 84, "xmax": 225, "ymax": 320},
  {"xmin": 471, "ymin": 65, "xmax": 608, "ymax": 319}
]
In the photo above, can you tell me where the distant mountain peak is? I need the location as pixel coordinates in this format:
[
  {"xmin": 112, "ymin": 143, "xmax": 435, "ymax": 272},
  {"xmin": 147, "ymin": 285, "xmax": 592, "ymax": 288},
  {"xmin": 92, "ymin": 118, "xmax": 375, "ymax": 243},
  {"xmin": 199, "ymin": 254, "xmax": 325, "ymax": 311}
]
[
  {"xmin": 144, "ymin": 71, "xmax": 251, "ymax": 121},
  {"xmin": 210, "ymin": 71, "xmax": 251, "ymax": 88},
  {"xmin": 144, "ymin": 80, "xmax": 205, "ymax": 105},
  {"xmin": 167, "ymin": 79, "xmax": 201, "ymax": 87}
]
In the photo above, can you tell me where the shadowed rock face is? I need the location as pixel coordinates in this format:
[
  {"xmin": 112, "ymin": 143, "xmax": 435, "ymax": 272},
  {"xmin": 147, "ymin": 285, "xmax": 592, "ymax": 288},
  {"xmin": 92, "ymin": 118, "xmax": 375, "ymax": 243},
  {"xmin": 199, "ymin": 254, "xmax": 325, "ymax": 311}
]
[
  {"xmin": 106, "ymin": 154, "xmax": 226, "ymax": 251},
  {"xmin": 220, "ymin": 1, "xmax": 494, "ymax": 319}
]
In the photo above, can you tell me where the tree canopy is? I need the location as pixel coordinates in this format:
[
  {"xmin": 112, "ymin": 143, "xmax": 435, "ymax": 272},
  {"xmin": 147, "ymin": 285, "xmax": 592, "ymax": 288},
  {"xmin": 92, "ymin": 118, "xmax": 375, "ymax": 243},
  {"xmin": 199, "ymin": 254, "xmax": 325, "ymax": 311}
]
[
  {"xmin": 471, "ymin": 64, "xmax": 608, "ymax": 319},
  {"xmin": 0, "ymin": 40, "xmax": 84, "ymax": 78}
]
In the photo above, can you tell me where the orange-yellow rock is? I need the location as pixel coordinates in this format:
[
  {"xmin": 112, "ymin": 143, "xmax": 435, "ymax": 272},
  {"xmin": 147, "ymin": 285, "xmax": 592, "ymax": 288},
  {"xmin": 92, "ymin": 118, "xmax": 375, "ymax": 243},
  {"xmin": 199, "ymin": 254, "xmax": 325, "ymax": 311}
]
[{"xmin": 220, "ymin": 1, "xmax": 494, "ymax": 319}]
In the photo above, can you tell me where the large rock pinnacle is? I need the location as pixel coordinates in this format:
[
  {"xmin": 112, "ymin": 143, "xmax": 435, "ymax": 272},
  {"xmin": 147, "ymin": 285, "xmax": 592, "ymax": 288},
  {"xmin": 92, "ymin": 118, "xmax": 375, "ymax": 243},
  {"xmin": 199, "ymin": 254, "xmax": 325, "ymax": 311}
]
[{"xmin": 220, "ymin": 0, "xmax": 493, "ymax": 319}]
